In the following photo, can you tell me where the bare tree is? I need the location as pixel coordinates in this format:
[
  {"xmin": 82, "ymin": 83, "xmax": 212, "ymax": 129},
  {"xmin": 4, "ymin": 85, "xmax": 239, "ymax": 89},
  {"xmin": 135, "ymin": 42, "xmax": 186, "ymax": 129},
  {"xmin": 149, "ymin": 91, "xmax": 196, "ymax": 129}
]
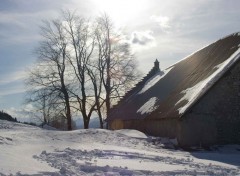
[
  {"xmin": 26, "ymin": 11, "xmax": 140, "ymax": 129},
  {"xmin": 86, "ymin": 60, "xmax": 105, "ymax": 128},
  {"xmin": 26, "ymin": 18, "xmax": 73, "ymax": 130},
  {"xmin": 25, "ymin": 87, "xmax": 64, "ymax": 127},
  {"xmin": 95, "ymin": 14, "xmax": 140, "ymax": 121},
  {"xmin": 62, "ymin": 11, "xmax": 96, "ymax": 129},
  {"xmin": 62, "ymin": 11, "xmax": 140, "ymax": 128}
]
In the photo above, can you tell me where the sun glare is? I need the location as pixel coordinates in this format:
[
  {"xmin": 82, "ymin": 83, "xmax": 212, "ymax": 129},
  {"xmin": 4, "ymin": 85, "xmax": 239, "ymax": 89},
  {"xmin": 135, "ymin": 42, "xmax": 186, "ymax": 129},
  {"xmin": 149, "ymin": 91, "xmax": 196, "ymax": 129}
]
[{"xmin": 92, "ymin": 0, "xmax": 147, "ymax": 26}]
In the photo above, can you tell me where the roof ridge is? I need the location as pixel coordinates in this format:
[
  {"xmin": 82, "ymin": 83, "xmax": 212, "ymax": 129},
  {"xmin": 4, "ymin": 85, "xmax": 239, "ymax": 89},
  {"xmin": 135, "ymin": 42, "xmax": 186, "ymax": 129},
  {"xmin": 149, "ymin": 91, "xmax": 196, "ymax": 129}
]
[
  {"xmin": 164, "ymin": 32, "xmax": 240, "ymax": 71},
  {"xmin": 108, "ymin": 32, "xmax": 240, "ymax": 122}
]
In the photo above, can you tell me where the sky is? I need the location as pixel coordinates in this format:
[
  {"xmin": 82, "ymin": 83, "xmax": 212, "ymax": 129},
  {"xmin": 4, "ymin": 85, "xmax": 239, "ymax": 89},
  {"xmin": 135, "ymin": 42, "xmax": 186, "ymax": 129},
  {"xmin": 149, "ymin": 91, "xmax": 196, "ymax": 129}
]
[{"xmin": 1, "ymin": 0, "xmax": 240, "ymax": 121}]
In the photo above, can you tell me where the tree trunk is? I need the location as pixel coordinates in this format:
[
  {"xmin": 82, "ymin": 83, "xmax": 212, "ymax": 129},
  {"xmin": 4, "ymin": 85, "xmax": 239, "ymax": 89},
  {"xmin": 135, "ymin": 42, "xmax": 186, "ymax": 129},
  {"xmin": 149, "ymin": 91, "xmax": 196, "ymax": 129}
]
[
  {"xmin": 105, "ymin": 52, "xmax": 111, "ymax": 117},
  {"xmin": 83, "ymin": 117, "xmax": 89, "ymax": 129},
  {"xmin": 98, "ymin": 113, "xmax": 104, "ymax": 129},
  {"xmin": 96, "ymin": 103, "xmax": 104, "ymax": 129},
  {"xmin": 64, "ymin": 93, "xmax": 72, "ymax": 131},
  {"xmin": 66, "ymin": 104, "xmax": 72, "ymax": 130}
]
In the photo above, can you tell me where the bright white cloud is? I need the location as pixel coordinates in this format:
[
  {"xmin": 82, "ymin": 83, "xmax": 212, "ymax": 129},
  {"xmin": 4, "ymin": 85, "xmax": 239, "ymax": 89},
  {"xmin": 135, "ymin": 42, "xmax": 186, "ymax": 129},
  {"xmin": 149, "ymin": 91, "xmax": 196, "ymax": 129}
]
[
  {"xmin": 150, "ymin": 15, "xmax": 171, "ymax": 32},
  {"xmin": 91, "ymin": 0, "xmax": 148, "ymax": 26}
]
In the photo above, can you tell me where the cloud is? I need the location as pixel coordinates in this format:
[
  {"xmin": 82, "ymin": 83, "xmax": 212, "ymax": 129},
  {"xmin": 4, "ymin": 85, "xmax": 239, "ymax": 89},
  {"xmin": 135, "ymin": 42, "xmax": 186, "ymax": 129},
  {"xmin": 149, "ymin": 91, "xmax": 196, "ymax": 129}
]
[
  {"xmin": 0, "ymin": 10, "xmax": 54, "ymax": 46},
  {"xmin": 4, "ymin": 105, "xmax": 34, "ymax": 122},
  {"xmin": 131, "ymin": 30, "xmax": 155, "ymax": 46},
  {"xmin": 0, "ymin": 68, "xmax": 28, "ymax": 96},
  {"xmin": 0, "ymin": 69, "xmax": 27, "ymax": 84},
  {"xmin": 0, "ymin": 84, "xmax": 25, "ymax": 97},
  {"xmin": 150, "ymin": 15, "xmax": 171, "ymax": 32}
]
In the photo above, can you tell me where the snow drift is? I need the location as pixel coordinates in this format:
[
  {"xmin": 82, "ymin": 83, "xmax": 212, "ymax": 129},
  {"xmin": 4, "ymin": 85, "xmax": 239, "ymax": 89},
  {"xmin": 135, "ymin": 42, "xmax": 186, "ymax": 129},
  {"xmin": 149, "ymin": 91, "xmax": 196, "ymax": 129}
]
[{"xmin": 0, "ymin": 120, "xmax": 240, "ymax": 175}]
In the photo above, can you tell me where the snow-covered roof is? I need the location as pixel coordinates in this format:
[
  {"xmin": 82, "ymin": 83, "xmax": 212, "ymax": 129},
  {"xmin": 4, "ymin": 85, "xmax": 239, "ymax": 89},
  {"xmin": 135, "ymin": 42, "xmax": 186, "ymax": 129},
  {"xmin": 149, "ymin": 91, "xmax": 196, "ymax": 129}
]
[{"xmin": 108, "ymin": 32, "xmax": 240, "ymax": 120}]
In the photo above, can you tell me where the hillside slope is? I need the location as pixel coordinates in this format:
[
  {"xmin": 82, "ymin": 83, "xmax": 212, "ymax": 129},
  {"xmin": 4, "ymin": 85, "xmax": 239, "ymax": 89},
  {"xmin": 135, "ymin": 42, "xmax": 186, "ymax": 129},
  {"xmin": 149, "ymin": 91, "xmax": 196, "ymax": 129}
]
[{"xmin": 0, "ymin": 111, "xmax": 17, "ymax": 122}]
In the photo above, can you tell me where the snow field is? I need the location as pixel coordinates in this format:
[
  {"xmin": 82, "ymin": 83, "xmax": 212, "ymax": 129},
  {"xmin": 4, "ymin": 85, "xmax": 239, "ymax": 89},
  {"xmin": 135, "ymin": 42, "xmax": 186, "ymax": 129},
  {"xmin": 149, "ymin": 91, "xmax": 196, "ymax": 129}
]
[{"xmin": 0, "ymin": 120, "xmax": 240, "ymax": 175}]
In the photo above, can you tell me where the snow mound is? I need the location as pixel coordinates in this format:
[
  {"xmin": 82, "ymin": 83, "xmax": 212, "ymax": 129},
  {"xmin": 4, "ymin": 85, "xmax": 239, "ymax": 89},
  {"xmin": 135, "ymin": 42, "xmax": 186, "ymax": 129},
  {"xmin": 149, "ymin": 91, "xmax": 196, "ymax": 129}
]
[
  {"xmin": 0, "ymin": 120, "xmax": 240, "ymax": 175},
  {"xmin": 42, "ymin": 124, "xmax": 57, "ymax": 130},
  {"xmin": 116, "ymin": 129, "xmax": 148, "ymax": 139}
]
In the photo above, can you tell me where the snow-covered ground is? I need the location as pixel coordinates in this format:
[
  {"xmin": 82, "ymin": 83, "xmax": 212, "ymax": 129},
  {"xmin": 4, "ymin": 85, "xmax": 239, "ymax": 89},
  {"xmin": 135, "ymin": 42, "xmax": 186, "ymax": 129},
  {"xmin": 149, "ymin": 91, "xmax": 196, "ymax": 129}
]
[{"xmin": 0, "ymin": 120, "xmax": 240, "ymax": 176}]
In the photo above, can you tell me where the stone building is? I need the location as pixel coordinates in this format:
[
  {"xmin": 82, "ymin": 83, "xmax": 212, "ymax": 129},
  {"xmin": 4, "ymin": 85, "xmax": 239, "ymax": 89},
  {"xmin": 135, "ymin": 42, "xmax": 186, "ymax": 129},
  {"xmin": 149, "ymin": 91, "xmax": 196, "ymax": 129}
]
[{"xmin": 107, "ymin": 32, "xmax": 240, "ymax": 147}]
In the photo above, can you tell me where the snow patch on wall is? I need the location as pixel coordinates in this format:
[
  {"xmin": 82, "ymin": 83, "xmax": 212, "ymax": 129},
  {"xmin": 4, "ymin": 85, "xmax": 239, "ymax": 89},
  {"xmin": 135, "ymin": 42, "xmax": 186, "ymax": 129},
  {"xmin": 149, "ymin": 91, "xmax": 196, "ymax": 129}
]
[
  {"xmin": 138, "ymin": 68, "xmax": 173, "ymax": 94},
  {"xmin": 137, "ymin": 97, "xmax": 159, "ymax": 115},
  {"xmin": 213, "ymin": 62, "xmax": 224, "ymax": 69},
  {"xmin": 176, "ymin": 47, "xmax": 240, "ymax": 114}
]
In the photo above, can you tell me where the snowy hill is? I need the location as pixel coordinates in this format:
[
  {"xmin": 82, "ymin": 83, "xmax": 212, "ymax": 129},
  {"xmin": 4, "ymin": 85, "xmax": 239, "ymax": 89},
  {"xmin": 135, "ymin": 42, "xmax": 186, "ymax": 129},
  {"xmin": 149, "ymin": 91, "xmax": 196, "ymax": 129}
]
[
  {"xmin": 0, "ymin": 111, "xmax": 17, "ymax": 122},
  {"xmin": 0, "ymin": 120, "xmax": 240, "ymax": 175}
]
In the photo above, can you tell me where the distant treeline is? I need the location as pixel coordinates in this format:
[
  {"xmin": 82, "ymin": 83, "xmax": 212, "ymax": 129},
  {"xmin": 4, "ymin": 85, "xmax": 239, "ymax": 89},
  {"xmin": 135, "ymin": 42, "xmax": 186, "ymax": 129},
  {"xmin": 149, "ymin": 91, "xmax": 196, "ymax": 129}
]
[{"xmin": 0, "ymin": 111, "xmax": 17, "ymax": 122}]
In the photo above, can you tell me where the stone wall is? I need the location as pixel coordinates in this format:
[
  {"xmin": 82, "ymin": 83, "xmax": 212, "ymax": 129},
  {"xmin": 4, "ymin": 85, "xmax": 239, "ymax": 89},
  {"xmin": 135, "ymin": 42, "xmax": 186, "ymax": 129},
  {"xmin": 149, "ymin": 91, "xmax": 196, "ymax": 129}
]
[
  {"xmin": 178, "ymin": 60, "xmax": 240, "ymax": 146},
  {"xmin": 144, "ymin": 119, "xmax": 177, "ymax": 138},
  {"xmin": 177, "ymin": 114, "xmax": 217, "ymax": 147}
]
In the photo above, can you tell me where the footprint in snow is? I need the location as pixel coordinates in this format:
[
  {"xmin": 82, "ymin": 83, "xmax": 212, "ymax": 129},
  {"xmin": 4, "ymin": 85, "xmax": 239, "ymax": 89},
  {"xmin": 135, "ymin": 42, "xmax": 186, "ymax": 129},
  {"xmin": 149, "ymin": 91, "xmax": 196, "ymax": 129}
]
[{"xmin": 5, "ymin": 137, "xmax": 12, "ymax": 141}]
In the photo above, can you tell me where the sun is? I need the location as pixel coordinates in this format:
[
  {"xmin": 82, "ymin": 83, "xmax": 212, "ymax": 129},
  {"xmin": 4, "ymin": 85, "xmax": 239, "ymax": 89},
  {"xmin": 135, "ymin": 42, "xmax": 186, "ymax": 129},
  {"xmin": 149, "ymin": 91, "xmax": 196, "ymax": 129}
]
[{"xmin": 92, "ymin": 0, "xmax": 147, "ymax": 26}]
